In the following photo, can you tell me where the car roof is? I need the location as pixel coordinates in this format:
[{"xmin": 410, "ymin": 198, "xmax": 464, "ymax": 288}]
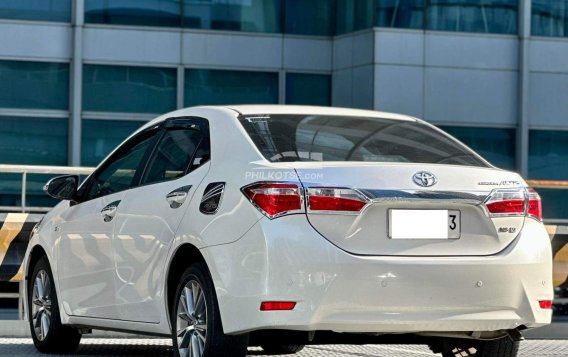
[
  {"xmin": 139, "ymin": 105, "xmax": 416, "ymax": 132},
  {"xmin": 225, "ymin": 105, "xmax": 416, "ymax": 121}
]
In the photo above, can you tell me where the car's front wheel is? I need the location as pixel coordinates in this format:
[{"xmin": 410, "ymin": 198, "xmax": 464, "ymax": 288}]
[
  {"xmin": 28, "ymin": 256, "xmax": 81, "ymax": 354},
  {"xmin": 441, "ymin": 336, "xmax": 520, "ymax": 357},
  {"xmin": 172, "ymin": 262, "xmax": 248, "ymax": 357}
]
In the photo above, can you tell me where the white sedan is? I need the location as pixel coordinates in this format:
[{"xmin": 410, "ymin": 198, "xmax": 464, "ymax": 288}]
[{"xmin": 24, "ymin": 105, "xmax": 552, "ymax": 357}]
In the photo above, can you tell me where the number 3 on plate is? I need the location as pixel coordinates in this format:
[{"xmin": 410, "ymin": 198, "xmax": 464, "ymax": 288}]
[{"xmin": 449, "ymin": 215, "xmax": 457, "ymax": 230}]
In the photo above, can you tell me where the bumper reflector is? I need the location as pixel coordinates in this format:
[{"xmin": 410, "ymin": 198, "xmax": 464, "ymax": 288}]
[
  {"xmin": 260, "ymin": 301, "xmax": 296, "ymax": 311},
  {"xmin": 539, "ymin": 300, "xmax": 553, "ymax": 309}
]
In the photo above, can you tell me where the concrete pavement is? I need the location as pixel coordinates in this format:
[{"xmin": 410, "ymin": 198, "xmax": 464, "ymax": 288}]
[{"xmin": 1, "ymin": 338, "xmax": 568, "ymax": 357}]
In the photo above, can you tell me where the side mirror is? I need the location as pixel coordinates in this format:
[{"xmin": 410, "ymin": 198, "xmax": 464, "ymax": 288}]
[{"xmin": 43, "ymin": 175, "xmax": 79, "ymax": 201}]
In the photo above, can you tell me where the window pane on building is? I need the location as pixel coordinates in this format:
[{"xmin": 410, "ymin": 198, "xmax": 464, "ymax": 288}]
[
  {"xmin": 0, "ymin": 116, "xmax": 68, "ymax": 209},
  {"xmin": 0, "ymin": 60, "xmax": 69, "ymax": 110},
  {"xmin": 85, "ymin": 0, "xmax": 181, "ymax": 27},
  {"xmin": 183, "ymin": 0, "xmax": 281, "ymax": 33},
  {"xmin": 284, "ymin": 0, "xmax": 333, "ymax": 36},
  {"xmin": 532, "ymin": 0, "xmax": 568, "ymax": 37},
  {"xmin": 185, "ymin": 69, "xmax": 278, "ymax": 106},
  {"xmin": 529, "ymin": 130, "xmax": 568, "ymax": 221},
  {"xmin": 286, "ymin": 73, "xmax": 331, "ymax": 106},
  {"xmin": 427, "ymin": 0, "xmax": 518, "ymax": 34},
  {"xmin": 81, "ymin": 119, "xmax": 146, "ymax": 167},
  {"xmin": 376, "ymin": 0, "xmax": 425, "ymax": 29},
  {"xmin": 439, "ymin": 126, "xmax": 516, "ymax": 170},
  {"xmin": 0, "ymin": 0, "xmax": 71, "ymax": 22},
  {"xmin": 535, "ymin": 189, "xmax": 568, "ymax": 221},
  {"xmin": 336, "ymin": 0, "xmax": 374, "ymax": 34},
  {"xmin": 83, "ymin": 64, "xmax": 177, "ymax": 113},
  {"xmin": 529, "ymin": 130, "xmax": 568, "ymax": 180}
]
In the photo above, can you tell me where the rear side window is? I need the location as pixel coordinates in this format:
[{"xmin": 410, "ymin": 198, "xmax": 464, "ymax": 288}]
[
  {"xmin": 238, "ymin": 114, "xmax": 489, "ymax": 167},
  {"xmin": 141, "ymin": 128, "xmax": 204, "ymax": 185}
]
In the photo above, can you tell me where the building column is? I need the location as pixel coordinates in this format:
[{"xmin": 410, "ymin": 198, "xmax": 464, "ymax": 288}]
[
  {"xmin": 69, "ymin": 0, "xmax": 84, "ymax": 166},
  {"xmin": 177, "ymin": 65, "xmax": 185, "ymax": 109},
  {"xmin": 517, "ymin": 0, "xmax": 531, "ymax": 177}
]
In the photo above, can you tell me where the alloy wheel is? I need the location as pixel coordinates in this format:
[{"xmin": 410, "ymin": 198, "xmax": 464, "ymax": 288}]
[
  {"xmin": 31, "ymin": 270, "xmax": 52, "ymax": 341},
  {"xmin": 176, "ymin": 279, "xmax": 208, "ymax": 357}
]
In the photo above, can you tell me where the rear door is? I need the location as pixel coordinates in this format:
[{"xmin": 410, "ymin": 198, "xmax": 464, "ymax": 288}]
[{"xmin": 112, "ymin": 117, "xmax": 210, "ymax": 323}]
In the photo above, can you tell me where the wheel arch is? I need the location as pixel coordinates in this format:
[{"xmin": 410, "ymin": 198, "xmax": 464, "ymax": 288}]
[
  {"xmin": 165, "ymin": 243, "xmax": 207, "ymax": 330},
  {"xmin": 26, "ymin": 244, "xmax": 49, "ymax": 282}
]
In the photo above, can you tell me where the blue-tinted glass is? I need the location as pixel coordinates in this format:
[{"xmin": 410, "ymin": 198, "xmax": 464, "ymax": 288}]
[
  {"xmin": 0, "ymin": 116, "xmax": 68, "ymax": 209},
  {"xmin": 83, "ymin": 64, "xmax": 177, "ymax": 113},
  {"xmin": 535, "ymin": 189, "xmax": 568, "ymax": 221},
  {"xmin": 529, "ymin": 130, "xmax": 568, "ymax": 180},
  {"xmin": 376, "ymin": 0, "xmax": 425, "ymax": 29},
  {"xmin": 0, "ymin": 60, "xmax": 69, "ymax": 110},
  {"xmin": 81, "ymin": 119, "xmax": 146, "ymax": 167},
  {"xmin": 185, "ymin": 69, "xmax": 278, "ymax": 106},
  {"xmin": 85, "ymin": 0, "xmax": 181, "ymax": 27},
  {"xmin": 427, "ymin": 0, "xmax": 518, "ymax": 34},
  {"xmin": 0, "ymin": 0, "xmax": 71, "ymax": 22},
  {"xmin": 183, "ymin": 0, "xmax": 281, "ymax": 33},
  {"xmin": 532, "ymin": 0, "xmax": 568, "ymax": 37},
  {"xmin": 336, "ymin": 0, "xmax": 374, "ymax": 34},
  {"xmin": 440, "ymin": 126, "xmax": 515, "ymax": 170},
  {"xmin": 284, "ymin": 0, "xmax": 333, "ymax": 36},
  {"xmin": 286, "ymin": 73, "xmax": 331, "ymax": 106}
]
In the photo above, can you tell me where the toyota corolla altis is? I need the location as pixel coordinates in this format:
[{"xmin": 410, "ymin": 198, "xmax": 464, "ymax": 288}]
[{"xmin": 24, "ymin": 106, "xmax": 552, "ymax": 357}]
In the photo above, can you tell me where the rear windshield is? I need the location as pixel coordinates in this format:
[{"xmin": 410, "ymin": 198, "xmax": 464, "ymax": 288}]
[{"xmin": 238, "ymin": 114, "xmax": 489, "ymax": 167}]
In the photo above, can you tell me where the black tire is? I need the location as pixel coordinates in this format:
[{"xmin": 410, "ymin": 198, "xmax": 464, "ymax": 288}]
[
  {"xmin": 260, "ymin": 344, "xmax": 305, "ymax": 355},
  {"xmin": 172, "ymin": 262, "xmax": 248, "ymax": 357},
  {"xmin": 28, "ymin": 256, "xmax": 81, "ymax": 354},
  {"xmin": 441, "ymin": 336, "xmax": 520, "ymax": 357}
]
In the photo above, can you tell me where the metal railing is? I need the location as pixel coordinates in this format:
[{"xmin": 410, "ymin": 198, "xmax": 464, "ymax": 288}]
[{"xmin": 0, "ymin": 164, "xmax": 95, "ymax": 213}]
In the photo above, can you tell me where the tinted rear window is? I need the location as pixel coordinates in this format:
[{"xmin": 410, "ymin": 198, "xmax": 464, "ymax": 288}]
[{"xmin": 239, "ymin": 114, "xmax": 489, "ymax": 167}]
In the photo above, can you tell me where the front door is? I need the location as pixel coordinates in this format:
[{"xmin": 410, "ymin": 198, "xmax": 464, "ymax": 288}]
[{"xmin": 57, "ymin": 127, "xmax": 159, "ymax": 319}]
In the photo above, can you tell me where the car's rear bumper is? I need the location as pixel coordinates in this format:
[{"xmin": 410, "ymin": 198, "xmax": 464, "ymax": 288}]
[{"xmin": 202, "ymin": 215, "xmax": 553, "ymax": 335}]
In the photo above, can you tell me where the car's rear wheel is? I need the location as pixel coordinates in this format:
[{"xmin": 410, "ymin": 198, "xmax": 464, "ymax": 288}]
[
  {"xmin": 260, "ymin": 344, "xmax": 305, "ymax": 354},
  {"xmin": 28, "ymin": 256, "xmax": 81, "ymax": 354},
  {"xmin": 441, "ymin": 336, "xmax": 519, "ymax": 357},
  {"xmin": 172, "ymin": 262, "xmax": 248, "ymax": 357}
]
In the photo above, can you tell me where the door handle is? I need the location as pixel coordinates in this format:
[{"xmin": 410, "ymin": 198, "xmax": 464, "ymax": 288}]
[
  {"xmin": 101, "ymin": 200, "xmax": 120, "ymax": 222},
  {"xmin": 166, "ymin": 185, "xmax": 192, "ymax": 209}
]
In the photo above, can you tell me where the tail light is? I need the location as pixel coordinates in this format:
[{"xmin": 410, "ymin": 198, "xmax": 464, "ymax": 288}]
[
  {"xmin": 527, "ymin": 188, "xmax": 543, "ymax": 221},
  {"xmin": 484, "ymin": 188, "xmax": 542, "ymax": 221},
  {"xmin": 306, "ymin": 187, "xmax": 369, "ymax": 213},
  {"xmin": 241, "ymin": 182, "xmax": 302, "ymax": 219}
]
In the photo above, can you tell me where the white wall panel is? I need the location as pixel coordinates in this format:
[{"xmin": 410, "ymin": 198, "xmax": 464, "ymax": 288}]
[
  {"xmin": 375, "ymin": 30, "xmax": 424, "ymax": 66},
  {"xmin": 425, "ymin": 67, "xmax": 517, "ymax": 126},
  {"xmin": 283, "ymin": 37, "xmax": 332, "ymax": 71},
  {"xmin": 529, "ymin": 72, "xmax": 568, "ymax": 128},
  {"xmin": 530, "ymin": 40, "xmax": 568, "ymax": 73},
  {"xmin": 352, "ymin": 65, "xmax": 374, "ymax": 109},
  {"xmin": 374, "ymin": 64, "xmax": 424, "ymax": 118},
  {"xmin": 425, "ymin": 33, "xmax": 518, "ymax": 70},
  {"xmin": 83, "ymin": 27, "xmax": 180, "ymax": 65},
  {"xmin": 332, "ymin": 68, "xmax": 353, "ymax": 107},
  {"xmin": 183, "ymin": 32, "xmax": 281, "ymax": 69},
  {"xmin": 0, "ymin": 22, "xmax": 71, "ymax": 60}
]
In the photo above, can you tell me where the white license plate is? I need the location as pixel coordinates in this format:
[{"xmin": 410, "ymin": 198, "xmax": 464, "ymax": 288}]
[{"xmin": 389, "ymin": 209, "xmax": 460, "ymax": 239}]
